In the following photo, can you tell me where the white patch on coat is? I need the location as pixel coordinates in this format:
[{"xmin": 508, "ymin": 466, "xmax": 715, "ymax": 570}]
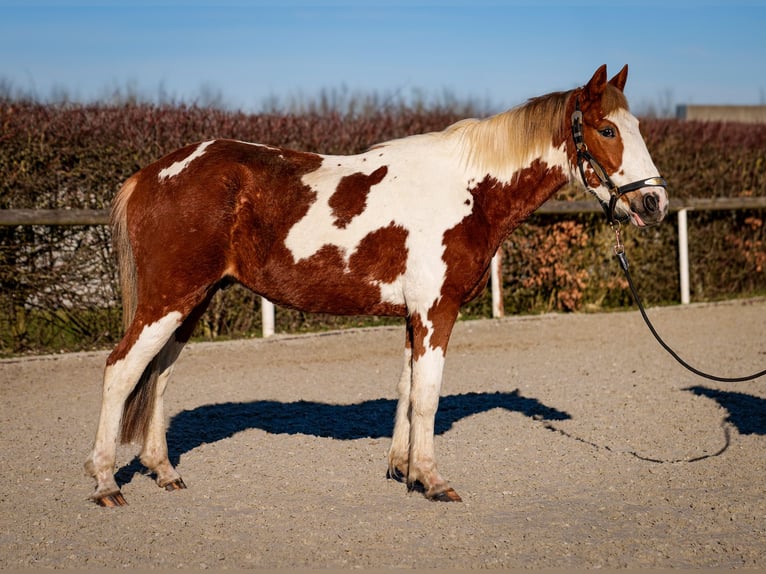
[
  {"xmin": 92, "ymin": 311, "xmax": 183, "ymax": 473},
  {"xmin": 108, "ymin": 312, "xmax": 184, "ymax": 377},
  {"xmin": 158, "ymin": 140, "xmax": 215, "ymax": 181},
  {"xmin": 284, "ymin": 129, "xmax": 573, "ymax": 310},
  {"xmin": 285, "ymin": 132, "xmax": 473, "ymax": 309},
  {"xmin": 236, "ymin": 140, "xmax": 285, "ymax": 157},
  {"xmin": 538, "ymin": 141, "xmax": 571, "ymax": 182},
  {"xmin": 603, "ymin": 109, "xmax": 668, "ymax": 212}
]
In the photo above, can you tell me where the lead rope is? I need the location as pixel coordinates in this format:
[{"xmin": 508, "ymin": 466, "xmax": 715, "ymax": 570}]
[
  {"xmin": 611, "ymin": 224, "xmax": 766, "ymax": 383},
  {"xmin": 539, "ymin": 417, "xmax": 732, "ymax": 464},
  {"xmin": 538, "ymin": 223, "xmax": 740, "ymax": 464}
]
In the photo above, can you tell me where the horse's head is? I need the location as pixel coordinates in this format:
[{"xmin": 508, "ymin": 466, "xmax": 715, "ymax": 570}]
[{"xmin": 571, "ymin": 64, "xmax": 668, "ymax": 227}]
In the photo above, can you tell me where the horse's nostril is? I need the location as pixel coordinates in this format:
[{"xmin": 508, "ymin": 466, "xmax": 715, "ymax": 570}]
[{"xmin": 643, "ymin": 193, "xmax": 659, "ymax": 213}]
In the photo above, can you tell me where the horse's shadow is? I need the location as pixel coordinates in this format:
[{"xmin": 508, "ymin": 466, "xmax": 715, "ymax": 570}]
[
  {"xmin": 685, "ymin": 385, "xmax": 766, "ymax": 435},
  {"xmin": 116, "ymin": 390, "xmax": 569, "ymax": 485}
]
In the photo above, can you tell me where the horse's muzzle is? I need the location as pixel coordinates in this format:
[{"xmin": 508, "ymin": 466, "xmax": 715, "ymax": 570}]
[{"xmin": 627, "ymin": 189, "xmax": 668, "ymax": 227}]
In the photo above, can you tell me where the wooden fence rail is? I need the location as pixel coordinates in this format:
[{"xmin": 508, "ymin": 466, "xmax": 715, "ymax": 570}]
[
  {"xmin": 2, "ymin": 196, "xmax": 764, "ymax": 337},
  {"xmin": 1, "ymin": 197, "xmax": 765, "ymax": 227}
]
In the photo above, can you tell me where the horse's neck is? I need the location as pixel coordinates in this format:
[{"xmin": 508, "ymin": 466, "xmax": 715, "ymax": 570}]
[
  {"xmin": 449, "ymin": 102, "xmax": 573, "ymax": 245},
  {"xmin": 468, "ymin": 143, "xmax": 572, "ymax": 251}
]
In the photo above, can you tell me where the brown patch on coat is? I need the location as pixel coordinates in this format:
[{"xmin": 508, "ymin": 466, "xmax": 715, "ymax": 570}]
[
  {"xmin": 349, "ymin": 222, "xmax": 408, "ymax": 284},
  {"xmin": 215, "ymin": 147, "xmax": 404, "ymax": 316},
  {"xmin": 108, "ymin": 140, "xmax": 325, "ymax": 363},
  {"xmin": 408, "ymin": 311, "xmax": 431, "ymax": 359},
  {"xmin": 425, "ymin": 159, "xmax": 568, "ymax": 359},
  {"xmin": 423, "ymin": 297, "xmax": 460, "ymax": 358},
  {"xmin": 329, "ymin": 165, "xmax": 388, "ymax": 228},
  {"xmin": 245, "ymin": 219, "xmax": 409, "ymax": 317},
  {"xmin": 400, "ymin": 158, "xmax": 571, "ymax": 362}
]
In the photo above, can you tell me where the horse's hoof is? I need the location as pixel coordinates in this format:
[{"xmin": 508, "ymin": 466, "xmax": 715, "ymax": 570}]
[
  {"xmin": 162, "ymin": 478, "xmax": 187, "ymax": 491},
  {"xmin": 429, "ymin": 487, "xmax": 462, "ymax": 502},
  {"xmin": 386, "ymin": 467, "xmax": 406, "ymax": 483},
  {"xmin": 406, "ymin": 480, "xmax": 425, "ymax": 495},
  {"xmin": 95, "ymin": 491, "xmax": 128, "ymax": 507}
]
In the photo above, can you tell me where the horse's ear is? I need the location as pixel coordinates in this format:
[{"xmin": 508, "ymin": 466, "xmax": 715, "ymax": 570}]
[
  {"xmin": 584, "ymin": 64, "xmax": 608, "ymax": 101},
  {"xmin": 609, "ymin": 65, "xmax": 629, "ymax": 92}
]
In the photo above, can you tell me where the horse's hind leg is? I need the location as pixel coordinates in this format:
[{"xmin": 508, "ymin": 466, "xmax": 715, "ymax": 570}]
[
  {"xmin": 138, "ymin": 300, "xmax": 212, "ymax": 492},
  {"xmin": 84, "ymin": 311, "xmax": 183, "ymax": 506},
  {"xmin": 138, "ymin": 337, "xmax": 186, "ymax": 491}
]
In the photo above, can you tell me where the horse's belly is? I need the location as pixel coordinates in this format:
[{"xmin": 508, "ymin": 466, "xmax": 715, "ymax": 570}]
[{"xmin": 259, "ymin": 272, "xmax": 407, "ymax": 317}]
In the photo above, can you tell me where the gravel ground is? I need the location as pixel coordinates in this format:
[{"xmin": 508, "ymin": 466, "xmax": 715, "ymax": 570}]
[{"xmin": 1, "ymin": 299, "xmax": 764, "ymax": 569}]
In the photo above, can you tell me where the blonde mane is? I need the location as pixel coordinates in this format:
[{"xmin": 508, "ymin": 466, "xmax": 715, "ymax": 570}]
[
  {"xmin": 445, "ymin": 90, "xmax": 571, "ymax": 177},
  {"xmin": 446, "ymin": 85, "xmax": 628, "ymax": 178}
]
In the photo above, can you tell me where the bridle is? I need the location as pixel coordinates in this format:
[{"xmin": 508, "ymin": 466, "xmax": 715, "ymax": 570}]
[{"xmin": 571, "ymin": 97, "xmax": 667, "ymax": 225}]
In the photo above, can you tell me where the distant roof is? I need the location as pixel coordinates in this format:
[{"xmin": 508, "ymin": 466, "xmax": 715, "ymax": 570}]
[{"xmin": 676, "ymin": 105, "xmax": 766, "ymax": 123}]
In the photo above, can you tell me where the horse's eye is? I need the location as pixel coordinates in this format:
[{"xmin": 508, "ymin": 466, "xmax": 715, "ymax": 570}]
[{"xmin": 599, "ymin": 127, "xmax": 616, "ymax": 138}]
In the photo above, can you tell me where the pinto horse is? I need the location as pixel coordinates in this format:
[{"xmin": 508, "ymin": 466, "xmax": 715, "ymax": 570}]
[{"xmin": 85, "ymin": 64, "xmax": 668, "ymax": 506}]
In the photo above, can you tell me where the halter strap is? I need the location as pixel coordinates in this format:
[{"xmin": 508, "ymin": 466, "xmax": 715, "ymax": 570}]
[{"xmin": 571, "ymin": 98, "xmax": 667, "ymax": 225}]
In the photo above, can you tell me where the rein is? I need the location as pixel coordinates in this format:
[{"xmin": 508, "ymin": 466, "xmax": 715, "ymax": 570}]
[{"xmin": 570, "ymin": 96, "xmax": 764, "ymax": 383}]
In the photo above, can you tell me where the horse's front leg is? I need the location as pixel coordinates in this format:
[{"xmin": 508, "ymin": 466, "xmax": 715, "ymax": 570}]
[{"xmin": 403, "ymin": 308, "xmax": 462, "ymax": 502}]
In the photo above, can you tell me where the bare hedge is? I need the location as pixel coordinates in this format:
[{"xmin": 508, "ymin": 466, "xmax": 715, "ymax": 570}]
[{"xmin": 1, "ymin": 100, "xmax": 764, "ymax": 355}]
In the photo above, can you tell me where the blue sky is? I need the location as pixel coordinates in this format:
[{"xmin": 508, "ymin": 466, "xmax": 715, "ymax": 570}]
[{"xmin": 2, "ymin": 1, "xmax": 765, "ymax": 114}]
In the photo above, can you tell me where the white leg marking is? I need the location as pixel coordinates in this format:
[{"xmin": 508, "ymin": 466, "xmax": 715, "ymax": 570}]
[
  {"xmin": 85, "ymin": 312, "xmax": 183, "ymax": 498},
  {"xmin": 408, "ymin": 345, "xmax": 448, "ymax": 494},
  {"xmin": 389, "ymin": 346, "xmax": 413, "ymax": 476},
  {"xmin": 140, "ymin": 339, "xmax": 185, "ymax": 486}
]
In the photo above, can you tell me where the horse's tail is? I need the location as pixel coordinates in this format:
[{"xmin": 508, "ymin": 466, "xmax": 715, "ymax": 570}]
[
  {"xmin": 111, "ymin": 175, "xmax": 138, "ymax": 331},
  {"xmin": 121, "ymin": 354, "xmax": 161, "ymax": 445},
  {"xmin": 111, "ymin": 176, "xmax": 159, "ymax": 445}
]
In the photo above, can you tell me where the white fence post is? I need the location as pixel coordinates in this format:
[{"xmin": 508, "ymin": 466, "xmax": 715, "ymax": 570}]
[
  {"xmin": 490, "ymin": 250, "xmax": 504, "ymax": 318},
  {"xmin": 261, "ymin": 297, "xmax": 275, "ymax": 337},
  {"xmin": 677, "ymin": 208, "xmax": 690, "ymax": 305}
]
